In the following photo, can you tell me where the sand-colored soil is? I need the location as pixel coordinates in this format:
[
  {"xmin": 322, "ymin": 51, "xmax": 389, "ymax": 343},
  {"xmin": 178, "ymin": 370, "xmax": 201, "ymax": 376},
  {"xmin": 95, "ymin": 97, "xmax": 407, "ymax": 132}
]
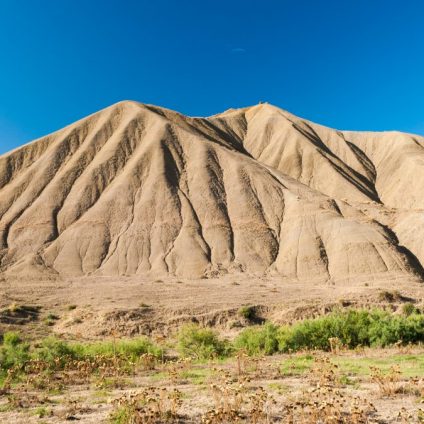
[{"xmin": 0, "ymin": 272, "xmax": 422, "ymax": 339}]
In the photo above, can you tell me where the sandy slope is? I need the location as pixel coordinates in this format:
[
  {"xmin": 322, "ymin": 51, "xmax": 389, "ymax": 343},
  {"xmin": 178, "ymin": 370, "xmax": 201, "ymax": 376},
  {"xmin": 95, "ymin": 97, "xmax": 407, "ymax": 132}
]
[{"xmin": 0, "ymin": 101, "xmax": 423, "ymax": 283}]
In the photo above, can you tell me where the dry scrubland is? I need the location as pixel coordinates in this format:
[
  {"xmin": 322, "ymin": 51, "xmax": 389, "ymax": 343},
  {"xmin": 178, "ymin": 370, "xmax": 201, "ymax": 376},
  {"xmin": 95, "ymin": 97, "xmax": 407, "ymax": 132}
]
[
  {"xmin": 1, "ymin": 300, "xmax": 424, "ymax": 423},
  {"xmin": 1, "ymin": 101, "xmax": 424, "ymax": 422}
]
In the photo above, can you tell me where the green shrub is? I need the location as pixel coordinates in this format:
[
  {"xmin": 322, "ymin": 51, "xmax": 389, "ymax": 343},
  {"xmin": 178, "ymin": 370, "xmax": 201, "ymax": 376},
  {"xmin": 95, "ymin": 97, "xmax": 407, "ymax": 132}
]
[
  {"xmin": 0, "ymin": 331, "xmax": 30, "ymax": 371},
  {"xmin": 233, "ymin": 309, "xmax": 424, "ymax": 355},
  {"xmin": 367, "ymin": 312, "xmax": 424, "ymax": 346},
  {"xmin": 177, "ymin": 324, "xmax": 229, "ymax": 359},
  {"xmin": 278, "ymin": 309, "xmax": 375, "ymax": 351},
  {"xmin": 276, "ymin": 309, "xmax": 424, "ymax": 353},
  {"xmin": 234, "ymin": 322, "xmax": 279, "ymax": 355}
]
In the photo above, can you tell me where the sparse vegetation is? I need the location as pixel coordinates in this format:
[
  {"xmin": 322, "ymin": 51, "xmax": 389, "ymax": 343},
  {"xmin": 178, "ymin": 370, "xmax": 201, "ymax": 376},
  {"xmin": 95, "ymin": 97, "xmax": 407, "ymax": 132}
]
[
  {"xmin": 44, "ymin": 312, "xmax": 60, "ymax": 326},
  {"xmin": 378, "ymin": 290, "xmax": 403, "ymax": 303},
  {"xmin": 110, "ymin": 387, "xmax": 183, "ymax": 423},
  {"xmin": 0, "ymin": 332, "xmax": 162, "ymax": 383},
  {"xmin": 1, "ymin": 308, "xmax": 424, "ymax": 422},
  {"xmin": 237, "ymin": 305, "xmax": 256, "ymax": 321},
  {"xmin": 0, "ymin": 304, "xmax": 41, "ymax": 325},
  {"xmin": 2, "ymin": 308, "xmax": 422, "ymax": 379},
  {"xmin": 370, "ymin": 365, "xmax": 403, "ymax": 396},
  {"xmin": 402, "ymin": 302, "xmax": 419, "ymax": 316},
  {"xmin": 34, "ymin": 406, "xmax": 50, "ymax": 418}
]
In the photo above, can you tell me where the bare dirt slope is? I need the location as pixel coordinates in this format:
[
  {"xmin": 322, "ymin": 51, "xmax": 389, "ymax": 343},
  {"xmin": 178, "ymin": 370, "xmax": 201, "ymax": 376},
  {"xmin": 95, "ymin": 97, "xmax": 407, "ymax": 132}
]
[{"xmin": 0, "ymin": 101, "xmax": 424, "ymax": 284}]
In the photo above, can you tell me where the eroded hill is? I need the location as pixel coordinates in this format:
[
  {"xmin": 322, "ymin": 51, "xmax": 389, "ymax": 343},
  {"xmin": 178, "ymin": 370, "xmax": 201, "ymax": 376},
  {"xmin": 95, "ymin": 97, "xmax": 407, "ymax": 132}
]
[{"xmin": 0, "ymin": 101, "xmax": 423, "ymax": 282}]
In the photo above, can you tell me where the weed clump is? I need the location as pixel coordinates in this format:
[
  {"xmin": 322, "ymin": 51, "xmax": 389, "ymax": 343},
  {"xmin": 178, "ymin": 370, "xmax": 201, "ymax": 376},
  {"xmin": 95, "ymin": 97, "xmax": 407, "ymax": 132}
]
[
  {"xmin": 378, "ymin": 290, "xmax": 403, "ymax": 303},
  {"xmin": 402, "ymin": 302, "xmax": 419, "ymax": 317},
  {"xmin": 110, "ymin": 387, "xmax": 183, "ymax": 423},
  {"xmin": 177, "ymin": 324, "xmax": 229, "ymax": 359},
  {"xmin": 238, "ymin": 305, "xmax": 256, "ymax": 321},
  {"xmin": 234, "ymin": 322, "xmax": 279, "ymax": 355},
  {"xmin": 44, "ymin": 312, "xmax": 60, "ymax": 326}
]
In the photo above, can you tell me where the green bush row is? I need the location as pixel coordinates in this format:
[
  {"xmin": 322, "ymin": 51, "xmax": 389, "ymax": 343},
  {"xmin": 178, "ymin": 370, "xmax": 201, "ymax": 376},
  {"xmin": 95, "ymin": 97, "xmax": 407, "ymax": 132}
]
[
  {"xmin": 1, "ymin": 308, "xmax": 423, "ymax": 374},
  {"xmin": 177, "ymin": 309, "xmax": 424, "ymax": 358},
  {"xmin": 0, "ymin": 333, "xmax": 162, "ymax": 374},
  {"xmin": 234, "ymin": 309, "xmax": 424, "ymax": 355}
]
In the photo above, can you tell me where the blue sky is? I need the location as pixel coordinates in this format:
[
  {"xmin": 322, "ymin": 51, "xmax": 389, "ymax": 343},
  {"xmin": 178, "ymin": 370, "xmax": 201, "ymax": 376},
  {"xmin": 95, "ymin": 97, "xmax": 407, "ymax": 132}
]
[{"xmin": 0, "ymin": 0, "xmax": 423, "ymax": 154}]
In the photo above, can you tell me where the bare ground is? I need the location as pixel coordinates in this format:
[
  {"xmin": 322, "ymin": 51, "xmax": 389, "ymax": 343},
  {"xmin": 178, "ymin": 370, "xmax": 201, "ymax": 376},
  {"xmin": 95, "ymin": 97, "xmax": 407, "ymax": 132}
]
[{"xmin": 1, "ymin": 272, "xmax": 422, "ymax": 340}]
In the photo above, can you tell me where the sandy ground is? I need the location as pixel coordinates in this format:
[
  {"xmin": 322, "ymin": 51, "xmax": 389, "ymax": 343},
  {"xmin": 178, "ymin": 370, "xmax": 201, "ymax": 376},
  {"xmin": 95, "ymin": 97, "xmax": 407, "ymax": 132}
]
[{"xmin": 1, "ymin": 272, "xmax": 422, "ymax": 340}]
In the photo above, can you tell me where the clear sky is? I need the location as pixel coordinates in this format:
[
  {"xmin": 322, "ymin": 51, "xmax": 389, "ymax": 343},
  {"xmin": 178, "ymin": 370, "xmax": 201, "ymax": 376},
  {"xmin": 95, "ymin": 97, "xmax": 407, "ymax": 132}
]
[{"xmin": 1, "ymin": 0, "xmax": 424, "ymax": 155}]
